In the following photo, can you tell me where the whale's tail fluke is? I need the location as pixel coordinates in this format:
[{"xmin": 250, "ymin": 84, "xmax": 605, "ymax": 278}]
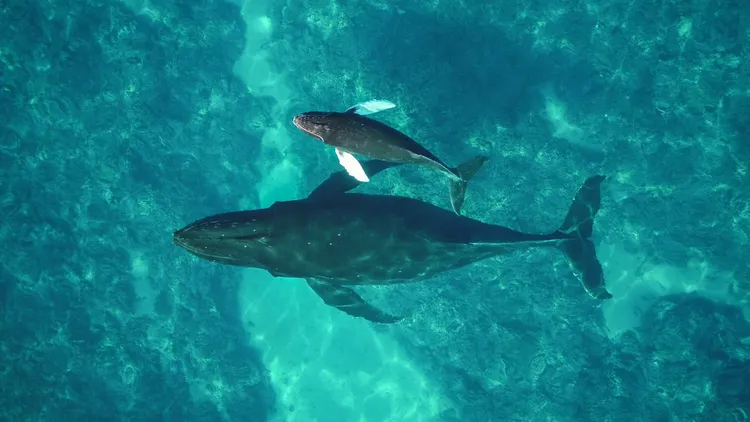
[
  {"xmin": 449, "ymin": 155, "xmax": 489, "ymax": 215},
  {"xmin": 554, "ymin": 175, "xmax": 612, "ymax": 300}
]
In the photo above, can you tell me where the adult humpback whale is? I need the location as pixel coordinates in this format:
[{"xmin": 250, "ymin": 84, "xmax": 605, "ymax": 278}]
[
  {"xmin": 292, "ymin": 100, "xmax": 488, "ymax": 215},
  {"xmin": 173, "ymin": 161, "xmax": 611, "ymax": 323}
]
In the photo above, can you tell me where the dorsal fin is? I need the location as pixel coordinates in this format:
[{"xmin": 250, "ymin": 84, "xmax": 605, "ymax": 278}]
[{"xmin": 345, "ymin": 99, "xmax": 396, "ymax": 115}]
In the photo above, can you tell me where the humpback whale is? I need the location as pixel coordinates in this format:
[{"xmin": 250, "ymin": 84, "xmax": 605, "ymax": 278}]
[
  {"xmin": 173, "ymin": 161, "xmax": 612, "ymax": 323},
  {"xmin": 292, "ymin": 100, "xmax": 488, "ymax": 215}
]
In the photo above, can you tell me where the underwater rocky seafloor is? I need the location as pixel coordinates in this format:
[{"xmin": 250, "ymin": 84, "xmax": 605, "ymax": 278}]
[
  {"xmin": 1, "ymin": 0, "xmax": 276, "ymax": 419},
  {"xmin": 1, "ymin": 0, "xmax": 749, "ymax": 420}
]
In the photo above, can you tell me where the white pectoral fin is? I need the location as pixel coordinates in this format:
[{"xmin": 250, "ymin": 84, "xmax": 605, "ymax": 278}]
[
  {"xmin": 335, "ymin": 148, "xmax": 370, "ymax": 182},
  {"xmin": 345, "ymin": 99, "xmax": 396, "ymax": 116}
]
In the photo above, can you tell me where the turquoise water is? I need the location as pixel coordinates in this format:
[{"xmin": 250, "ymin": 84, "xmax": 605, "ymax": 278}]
[{"xmin": 2, "ymin": 0, "xmax": 749, "ymax": 421}]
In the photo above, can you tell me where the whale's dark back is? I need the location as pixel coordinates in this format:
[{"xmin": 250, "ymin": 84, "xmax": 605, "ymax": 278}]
[
  {"xmin": 174, "ymin": 175, "xmax": 612, "ymax": 300},
  {"xmin": 174, "ymin": 193, "xmax": 559, "ymax": 285},
  {"xmin": 319, "ymin": 112, "xmax": 452, "ymax": 170}
]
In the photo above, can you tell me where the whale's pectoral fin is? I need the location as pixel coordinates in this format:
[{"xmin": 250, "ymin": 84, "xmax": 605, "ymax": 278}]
[
  {"xmin": 308, "ymin": 160, "xmax": 403, "ymax": 200},
  {"xmin": 306, "ymin": 279, "xmax": 403, "ymax": 324},
  {"xmin": 345, "ymin": 99, "xmax": 396, "ymax": 115},
  {"xmin": 335, "ymin": 148, "xmax": 370, "ymax": 182}
]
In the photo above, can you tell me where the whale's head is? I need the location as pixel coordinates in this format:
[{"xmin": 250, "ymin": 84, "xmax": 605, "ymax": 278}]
[
  {"xmin": 173, "ymin": 210, "xmax": 272, "ymax": 266},
  {"xmin": 292, "ymin": 112, "xmax": 344, "ymax": 144}
]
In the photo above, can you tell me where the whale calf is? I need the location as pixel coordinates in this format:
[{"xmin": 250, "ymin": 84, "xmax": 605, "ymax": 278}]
[
  {"xmin": 292, "ymin": 100, "xmax": 487, "ymax": 215},
  {"xmin": 174, "ymin": 162, "xmax": 611, "ymax": 323}
]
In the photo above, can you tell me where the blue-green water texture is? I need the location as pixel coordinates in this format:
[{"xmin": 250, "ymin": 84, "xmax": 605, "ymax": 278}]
[{"xmin": 1, "ymin": 0, "xmax": 749, "ymax": 421}]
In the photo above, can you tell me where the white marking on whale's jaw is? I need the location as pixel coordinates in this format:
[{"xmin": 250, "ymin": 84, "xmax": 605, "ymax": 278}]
[
  {"xmin": 335, "ymin": 148, "xmax": 370, "ymax": 182},
  {"xmin": 293, "ymin": 123, "xmax": 324, "ymax": 142}
]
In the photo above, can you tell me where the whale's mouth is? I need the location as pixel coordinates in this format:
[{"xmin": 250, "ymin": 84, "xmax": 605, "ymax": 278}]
[
  {"xmin": 173, "ymin": 218, "xmax": 272, "ymax": 251},
  {"xmin": 174, "ymin": 227, "xmax": 269, "ymax": 245},
  {"xmin": 292, "ymin": 114, "xmax": 327, "ymax": 141},
  {"xmin": 293, "ymin": 120, "xmax": 320, "ymax": 140},
  {"xmin": 173, "ymin": 228, "xmax": 271, "ymax": 263},
  {"xmin": 291, "ymin": 114, "xmax": 306, "ymax": 130}
]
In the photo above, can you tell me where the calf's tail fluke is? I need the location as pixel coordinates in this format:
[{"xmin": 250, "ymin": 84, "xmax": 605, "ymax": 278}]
[
  {"xmin": 448, "ymin": 155, "xmax": 489, "ymax": 215},
  {"xmin": 555, "ymin": 175, "xmax": 612, "ymax": 300}
]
